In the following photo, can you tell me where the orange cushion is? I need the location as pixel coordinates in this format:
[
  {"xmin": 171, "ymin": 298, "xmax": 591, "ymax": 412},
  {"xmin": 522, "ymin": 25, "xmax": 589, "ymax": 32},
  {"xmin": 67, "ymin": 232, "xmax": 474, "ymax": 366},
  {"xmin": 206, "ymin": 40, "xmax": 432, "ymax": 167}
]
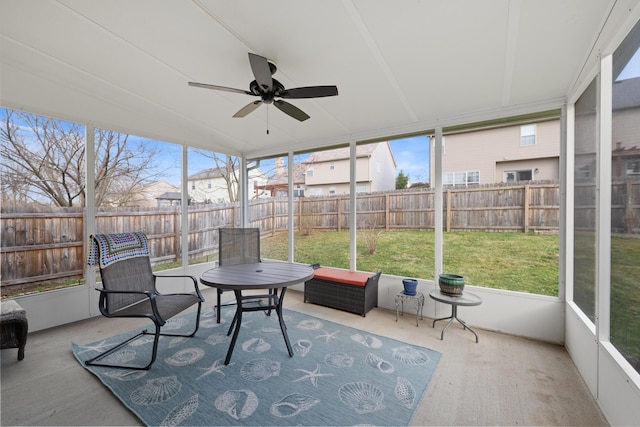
[{"xmin": 312, "ymin": 267, "xmax": 371, "ymax": 287}]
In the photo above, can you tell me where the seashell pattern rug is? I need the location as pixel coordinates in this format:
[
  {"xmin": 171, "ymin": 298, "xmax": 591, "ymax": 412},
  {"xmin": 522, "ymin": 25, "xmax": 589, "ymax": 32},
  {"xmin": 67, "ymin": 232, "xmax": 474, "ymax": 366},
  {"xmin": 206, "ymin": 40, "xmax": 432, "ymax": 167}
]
[{"xmin": 72, "ymin": 308, "xmax": 441, "ymax": 426}]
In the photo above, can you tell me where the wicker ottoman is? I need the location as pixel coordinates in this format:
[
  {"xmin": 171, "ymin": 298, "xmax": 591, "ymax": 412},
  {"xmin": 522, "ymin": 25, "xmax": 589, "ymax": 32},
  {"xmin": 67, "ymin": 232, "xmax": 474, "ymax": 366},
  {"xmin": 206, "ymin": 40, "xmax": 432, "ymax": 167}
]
[{"xmin": 1, "ymin": 300, "xmax": 28, "ymax": 361}]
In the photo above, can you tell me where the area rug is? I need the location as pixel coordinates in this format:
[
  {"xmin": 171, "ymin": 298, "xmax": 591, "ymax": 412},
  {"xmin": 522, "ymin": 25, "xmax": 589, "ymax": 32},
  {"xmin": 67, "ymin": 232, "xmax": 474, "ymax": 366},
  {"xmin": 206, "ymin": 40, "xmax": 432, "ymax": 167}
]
[{"xmin": 72, "ymin": 307, "xmax": 441, "ymax": 426}]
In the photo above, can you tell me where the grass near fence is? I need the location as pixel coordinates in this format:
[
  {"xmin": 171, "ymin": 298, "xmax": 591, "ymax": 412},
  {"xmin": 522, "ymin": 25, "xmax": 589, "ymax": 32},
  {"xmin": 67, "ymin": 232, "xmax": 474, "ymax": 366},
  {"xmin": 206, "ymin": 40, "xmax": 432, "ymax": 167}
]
[
  {"xmin": 261, "ymin": 230, "xmax": 560, "ymax": 296},
  {"xmin": 263, "ymin": 229, "xmax": 640, "ymax": 369}
]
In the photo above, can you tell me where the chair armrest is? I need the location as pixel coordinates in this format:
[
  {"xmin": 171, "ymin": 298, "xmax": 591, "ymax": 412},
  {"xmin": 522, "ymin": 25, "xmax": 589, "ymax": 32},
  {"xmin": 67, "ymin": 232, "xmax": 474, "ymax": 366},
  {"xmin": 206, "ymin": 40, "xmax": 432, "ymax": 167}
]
[
  {"xmin": 153, "ymin": 274, "xmax": 205, "ymax": 302},
  {"xmin": 94, "ymin": 287, "xmax": 153, "ymax": 296}
]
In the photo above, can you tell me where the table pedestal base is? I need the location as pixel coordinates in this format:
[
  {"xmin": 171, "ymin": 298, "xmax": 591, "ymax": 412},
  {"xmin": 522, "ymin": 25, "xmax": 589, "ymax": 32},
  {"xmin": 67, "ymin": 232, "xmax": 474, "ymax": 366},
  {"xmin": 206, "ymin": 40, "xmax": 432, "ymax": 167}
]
[{"xmin": 432, "ymin": 304, "xmax": 479, "ymax": 343}]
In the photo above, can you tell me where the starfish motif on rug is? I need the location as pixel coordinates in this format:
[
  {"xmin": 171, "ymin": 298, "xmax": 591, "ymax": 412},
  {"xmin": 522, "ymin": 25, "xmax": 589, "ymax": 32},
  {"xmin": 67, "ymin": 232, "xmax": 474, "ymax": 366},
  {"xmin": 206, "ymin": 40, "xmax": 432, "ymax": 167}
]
[
  {"xmin": 196, "ymin": 359, "xmax": 233, "ymax": 380},
  {"xmin": 76, "ymin": 340, "xmax": 113, "ymax": 354},
  {"xmin": 315, "ymin": 329, "xmax": 340, "ymax": 343},
  {"xmin": 293, "ymin": 364, "xmax": 334, "ymax": 387}
]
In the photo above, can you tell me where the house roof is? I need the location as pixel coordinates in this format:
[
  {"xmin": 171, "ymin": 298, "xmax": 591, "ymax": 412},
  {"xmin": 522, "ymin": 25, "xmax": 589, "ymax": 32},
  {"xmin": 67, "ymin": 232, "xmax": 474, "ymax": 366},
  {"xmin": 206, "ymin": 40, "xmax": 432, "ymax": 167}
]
[
  {"xmin": 156, "ymin": 192, "xmax": 182, "ymax": 201},
  {"xmin": 303, "ymin": 143, "xmax": 381, "ymax": 164},
  {"xmin": 188, "ymin": 168, "xmax": 230, "ymax": 180},
  {"xmin": 1, "ymin": 1, "xmax": 639, "ymax": 160}
]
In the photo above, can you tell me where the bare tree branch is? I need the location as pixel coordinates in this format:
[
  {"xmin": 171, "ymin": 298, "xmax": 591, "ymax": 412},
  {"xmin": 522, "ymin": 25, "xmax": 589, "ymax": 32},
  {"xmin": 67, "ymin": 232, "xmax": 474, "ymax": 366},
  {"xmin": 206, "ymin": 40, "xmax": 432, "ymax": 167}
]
[{"xmin": 1, "ymin": 108, "xmax": 159, "ymax": 207}]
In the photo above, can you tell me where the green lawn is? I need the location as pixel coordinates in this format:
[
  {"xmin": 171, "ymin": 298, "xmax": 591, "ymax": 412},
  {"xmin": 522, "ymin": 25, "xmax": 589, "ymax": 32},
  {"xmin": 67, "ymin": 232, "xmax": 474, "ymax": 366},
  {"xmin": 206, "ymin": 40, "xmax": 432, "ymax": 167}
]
[
  {"xmin": 261, "ymin": 230, "xmax": 560, "ymax": 296},
  {"xmin": 263, "ymin": 229, "xmax": 640, "ymax": 370}
]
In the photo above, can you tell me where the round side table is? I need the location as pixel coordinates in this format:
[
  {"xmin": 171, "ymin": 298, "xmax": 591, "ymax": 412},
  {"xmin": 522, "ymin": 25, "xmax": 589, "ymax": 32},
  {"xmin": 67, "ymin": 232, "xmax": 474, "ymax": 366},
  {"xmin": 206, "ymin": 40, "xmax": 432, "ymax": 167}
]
[
  {"xmin": 395, "ymin": 291, "xmax": 425, "ymax": 326},
  {"xmin": 429, "ymin": 289, "xmax": 482, "ymax": 342}
]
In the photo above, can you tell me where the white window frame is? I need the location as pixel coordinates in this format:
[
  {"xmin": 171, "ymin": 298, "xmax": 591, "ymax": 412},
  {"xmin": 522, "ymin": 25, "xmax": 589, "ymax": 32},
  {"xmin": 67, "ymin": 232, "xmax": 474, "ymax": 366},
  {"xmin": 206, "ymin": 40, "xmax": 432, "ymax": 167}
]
[
  {"xmin": 520, "ymin": 124, "xmax": 537, "ymax": 146},
  {"xmin": 442, "ymin": 170, "xmax": 479, "ymax": 186}
]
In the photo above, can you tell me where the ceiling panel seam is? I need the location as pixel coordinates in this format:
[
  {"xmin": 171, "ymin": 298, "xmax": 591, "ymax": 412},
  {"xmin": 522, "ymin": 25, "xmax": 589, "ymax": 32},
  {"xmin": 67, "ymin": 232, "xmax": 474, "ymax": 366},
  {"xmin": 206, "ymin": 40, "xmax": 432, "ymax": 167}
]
[
  {"xmin": 343, "ymin": 0, "xmax": 417, "ymax": 121},
  {"xmin": 502, "ymin": 0, "xmax": 521, "ymax": 106}
]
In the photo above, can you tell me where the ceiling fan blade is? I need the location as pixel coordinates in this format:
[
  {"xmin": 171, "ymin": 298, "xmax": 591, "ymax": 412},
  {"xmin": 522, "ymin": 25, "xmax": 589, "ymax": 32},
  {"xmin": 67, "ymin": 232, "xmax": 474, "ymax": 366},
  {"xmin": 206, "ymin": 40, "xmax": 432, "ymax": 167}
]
[
  {"xmin": 274, "ymin": 100, "xmax": 310, "ymax": 122},
  {"xmin": 188, "ymin": 82, "xmax": 252, "ymax": 95},
  {"xmin": 248, "ymin": 53, "xmax": 273, "ymax": 92},
  {"xmin": 279, "ymin": 86, "xmax": 338, "ymax": 99},
  {"xmin": 233, "ymin": 100, "xmax": 263, "ymax": 118}
]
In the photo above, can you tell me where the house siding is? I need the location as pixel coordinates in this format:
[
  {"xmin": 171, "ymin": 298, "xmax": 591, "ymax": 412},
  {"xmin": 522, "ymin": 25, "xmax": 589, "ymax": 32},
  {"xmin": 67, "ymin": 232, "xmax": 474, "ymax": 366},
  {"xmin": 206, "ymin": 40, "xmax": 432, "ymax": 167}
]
[{"xmin": 434, "ymin": 119, "xmax": 560, "ymax": 184}]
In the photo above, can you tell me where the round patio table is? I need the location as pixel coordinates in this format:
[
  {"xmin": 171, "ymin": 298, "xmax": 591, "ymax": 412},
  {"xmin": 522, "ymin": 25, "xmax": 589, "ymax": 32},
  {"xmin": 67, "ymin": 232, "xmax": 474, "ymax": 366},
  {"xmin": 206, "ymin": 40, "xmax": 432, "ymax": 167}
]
[{"xmin": 200, "ymin": 262, "xmax": 314, "ymax": 364}]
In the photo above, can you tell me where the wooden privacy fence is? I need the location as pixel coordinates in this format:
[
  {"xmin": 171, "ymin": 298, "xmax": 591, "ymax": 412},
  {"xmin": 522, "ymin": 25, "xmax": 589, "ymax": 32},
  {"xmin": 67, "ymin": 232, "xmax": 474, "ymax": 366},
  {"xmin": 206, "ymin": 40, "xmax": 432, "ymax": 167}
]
[{"xmin": 2, "ymin": 181, "xmax": 638, "ymax": 287}]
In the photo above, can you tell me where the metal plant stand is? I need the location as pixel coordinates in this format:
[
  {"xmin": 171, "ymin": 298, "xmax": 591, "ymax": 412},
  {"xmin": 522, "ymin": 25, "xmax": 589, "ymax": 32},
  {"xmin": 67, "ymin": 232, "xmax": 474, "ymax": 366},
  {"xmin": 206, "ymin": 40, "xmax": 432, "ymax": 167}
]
[{"xmin": 395, "ymin": 291, "xmax": 425, "ymax": 326}]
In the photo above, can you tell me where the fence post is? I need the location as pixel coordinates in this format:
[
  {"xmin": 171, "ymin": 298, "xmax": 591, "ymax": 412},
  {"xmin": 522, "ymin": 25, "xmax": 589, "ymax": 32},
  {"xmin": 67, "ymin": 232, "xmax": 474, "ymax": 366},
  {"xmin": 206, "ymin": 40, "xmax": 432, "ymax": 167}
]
[
  {"xmin": 385, "ymin": 193, "xmax": 390, "ymax": 231},
  {"xmin": 271, "ymin": 199, "xmax": 276, "ymax": 236},
  {"xmin": 524, "ymin": 184, "xmax": 530, "ymax": 233},
  {"xmin": 446, "ymin": 189, "xmax": 452, "ymax": 232},
  {"xmin": 174, "ymin": 208, "xmax": 180, "ymax": 262},
  {"xmin": 338, "ymin": 198, "xmax": 342, "ymax": 232}
]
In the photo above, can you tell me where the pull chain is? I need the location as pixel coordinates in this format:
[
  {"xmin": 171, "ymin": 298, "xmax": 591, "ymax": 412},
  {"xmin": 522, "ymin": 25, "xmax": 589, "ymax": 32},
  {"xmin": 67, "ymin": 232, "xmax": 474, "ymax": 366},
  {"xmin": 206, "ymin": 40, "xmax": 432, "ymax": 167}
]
[{"xmin": 266, "ymin": 104, "xmax": 270, "ymax": 135}]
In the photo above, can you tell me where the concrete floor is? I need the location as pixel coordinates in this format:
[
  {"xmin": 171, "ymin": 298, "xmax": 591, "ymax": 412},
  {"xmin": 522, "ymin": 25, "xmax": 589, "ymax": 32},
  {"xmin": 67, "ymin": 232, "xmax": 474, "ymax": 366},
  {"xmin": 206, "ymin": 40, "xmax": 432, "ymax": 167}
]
[{"xmin": 1, "ymin": 287, "xmax": 608, "ymax": 426}]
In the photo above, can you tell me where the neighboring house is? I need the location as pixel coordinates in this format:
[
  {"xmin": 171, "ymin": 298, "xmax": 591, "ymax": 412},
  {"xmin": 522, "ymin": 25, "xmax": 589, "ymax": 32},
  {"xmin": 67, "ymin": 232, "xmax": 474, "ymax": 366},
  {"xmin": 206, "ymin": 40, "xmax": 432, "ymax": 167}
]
[
  {"xmin": 155, "ymin": 191, "xmax": 184, "ymax": 207},
  {"xmin": 188, "ymin": 167, "xmax": 269, "ymax": 203},
  {"xmin": 612, "ymin": 76, "xmax": 640, "ymax": 180},
  {"xmin": 302, "ymin": 142, "xmax": 397, "ymax": 196},
  {"xmin": 127, "ymin": 180, "xmax": 179, "ymax": 208},
  {"xmin": 574, "ymin": 76, "xmax": 640, "ymax": 182},
  {"xmin": 258, "ymin": 157, "xmax": 307, "ymax": 197},
  {"xmin": 431, "ymin": 119, "xmax": 561, "ymax": 186}
]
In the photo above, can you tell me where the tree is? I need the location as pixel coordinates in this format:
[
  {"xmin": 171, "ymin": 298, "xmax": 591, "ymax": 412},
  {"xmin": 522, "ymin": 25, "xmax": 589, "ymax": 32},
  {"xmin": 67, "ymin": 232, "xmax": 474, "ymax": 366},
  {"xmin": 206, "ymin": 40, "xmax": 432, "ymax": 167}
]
[
  {"xmin": 396, "ymin": 170, "xmax": 409, "ymax": 189},
  {"xmin": 1, "ymin": 108, "xmax": 159, "ymax": 207}
]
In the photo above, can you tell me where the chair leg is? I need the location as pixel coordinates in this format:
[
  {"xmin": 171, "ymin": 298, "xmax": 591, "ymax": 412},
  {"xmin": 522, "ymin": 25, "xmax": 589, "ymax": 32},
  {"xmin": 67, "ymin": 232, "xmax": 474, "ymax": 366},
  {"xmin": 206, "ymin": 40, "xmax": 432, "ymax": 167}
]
[
  {"xmin": 85, "ymin": 327, "xmax": 159, "ymax": 370},
  {"xmin": 217, "ymin": 289, "xmax": 222, "ymax": 323},
  {"xmin": 85, "ymin": 302, "xmax": 202, "ymax": 370}
]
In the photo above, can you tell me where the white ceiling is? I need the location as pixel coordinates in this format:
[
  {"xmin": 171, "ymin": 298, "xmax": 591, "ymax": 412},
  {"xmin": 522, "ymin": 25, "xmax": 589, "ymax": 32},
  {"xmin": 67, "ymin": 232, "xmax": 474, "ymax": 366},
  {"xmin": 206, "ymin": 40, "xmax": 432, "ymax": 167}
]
[{"xmin": 1, "ymin": 0, "xmax": 639, "ymax": 159}]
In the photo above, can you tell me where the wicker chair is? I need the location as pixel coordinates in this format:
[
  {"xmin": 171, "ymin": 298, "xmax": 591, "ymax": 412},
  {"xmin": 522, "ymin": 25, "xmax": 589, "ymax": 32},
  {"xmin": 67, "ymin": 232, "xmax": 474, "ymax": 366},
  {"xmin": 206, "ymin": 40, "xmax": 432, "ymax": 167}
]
[
  {"xmin": 86, "ymin": 232, "xmax": 204, "ymax": 370},
  {"xmin": 215, "ymin": 228, "xmax": 262, "ymax": 322}
]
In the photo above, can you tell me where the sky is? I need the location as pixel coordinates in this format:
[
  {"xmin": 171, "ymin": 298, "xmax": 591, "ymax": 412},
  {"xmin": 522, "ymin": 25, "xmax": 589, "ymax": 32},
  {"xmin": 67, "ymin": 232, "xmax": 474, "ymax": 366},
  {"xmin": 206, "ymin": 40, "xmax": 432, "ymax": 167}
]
[
  {"xmin": 388, "ymin": 135, "xmax": 430, "ymax": 185},
  {"xmin": 149, "ymin": 134, "xmax": 431, "ymax": 188}
]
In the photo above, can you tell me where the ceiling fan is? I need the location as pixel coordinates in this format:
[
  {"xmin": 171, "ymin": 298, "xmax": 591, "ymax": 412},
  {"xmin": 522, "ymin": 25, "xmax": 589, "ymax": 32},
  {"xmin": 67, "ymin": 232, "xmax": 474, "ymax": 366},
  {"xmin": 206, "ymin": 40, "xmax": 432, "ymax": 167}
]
[{"xmin": 188, "ymin": 53, "xmax": 338, "ymax": 122}]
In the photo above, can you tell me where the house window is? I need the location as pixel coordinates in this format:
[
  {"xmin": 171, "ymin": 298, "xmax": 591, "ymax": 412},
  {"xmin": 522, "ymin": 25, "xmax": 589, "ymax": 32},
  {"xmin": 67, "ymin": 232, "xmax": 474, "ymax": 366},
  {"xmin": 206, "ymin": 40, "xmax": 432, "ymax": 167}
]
[
  {"xmin": 328, "ymin": 186, "xmax": 336, "ymax": 195},
  {"xmin": 329, "ymin": 162, "xmax": 334, "ymax": 170},
  {"xmin": 293, "ymin": 188, "xmax": 305, "ymax": 197},
  {"xmin": 356, "ymin": 183, "xmax": 367, "ymax": 193},
  {"xmin": 576, "ymin": 163, "xmax": 593, "ymax": 180},
  {"xmin": 442, "ymin": 171, "xmax": 479, "ymax": 186},
  {"xmin": 207, "ymin": 180, "xmax": 212, "ymax": 189},
  {"xmin": 191, "ymin": 184, "xmax": 195, "ymax": 190},
  {"xmin": 625, "ymin": 159, "xmax": 640, "ymax": 176},
  {"xmin": 520, "ymin": 124, "xmax": 536, "ymax": 146},
  {"xmin": 306, "ymin": 166, "xmax": 314, "ymax": 177},
  {"xmin": 505, "ymin": 170, "xmax": 533, "ymax": 182}
]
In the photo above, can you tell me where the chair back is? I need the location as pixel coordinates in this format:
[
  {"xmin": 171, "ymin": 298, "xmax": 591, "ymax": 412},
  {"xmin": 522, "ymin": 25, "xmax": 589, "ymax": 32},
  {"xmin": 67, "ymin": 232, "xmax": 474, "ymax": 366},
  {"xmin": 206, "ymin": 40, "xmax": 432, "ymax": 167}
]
[
  {"xmin": 218, "ymin": 228, "xmax": 260, "ymax": 266},
  {"xmin": 88, "ymin": 232, "xmax": 155, "ymax": 313}
]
